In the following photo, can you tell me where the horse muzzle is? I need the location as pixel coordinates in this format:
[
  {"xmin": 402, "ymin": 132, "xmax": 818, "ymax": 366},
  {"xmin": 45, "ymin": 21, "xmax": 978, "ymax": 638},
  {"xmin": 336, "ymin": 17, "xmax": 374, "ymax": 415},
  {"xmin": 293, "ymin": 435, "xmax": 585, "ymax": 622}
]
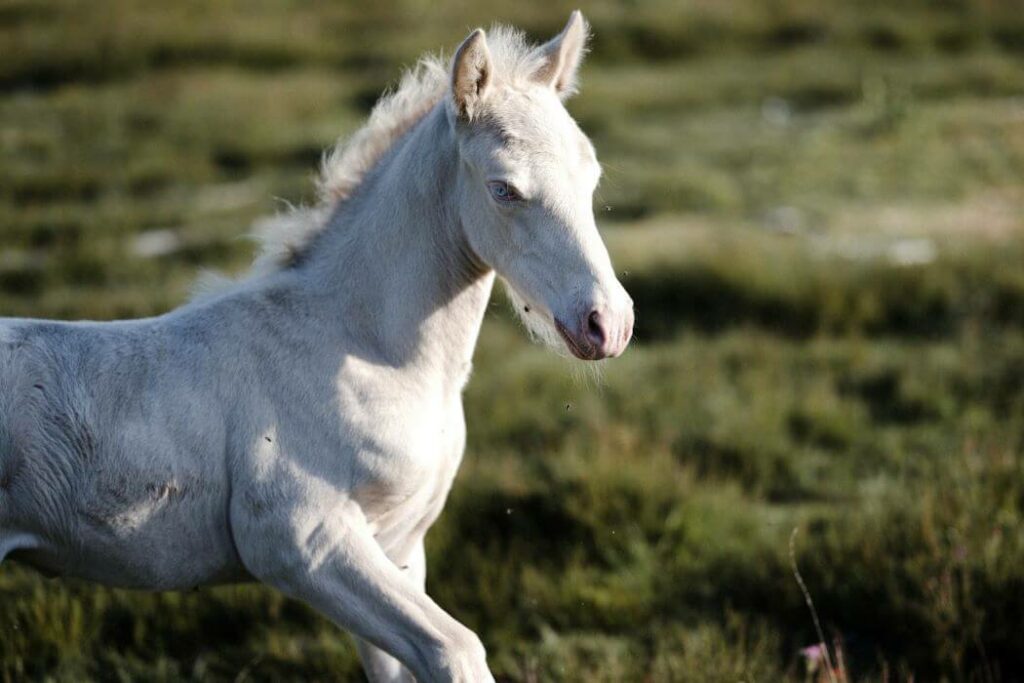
[{"xmin": 555, "ymin": 300, "xmax": 634, "ymax": 361}]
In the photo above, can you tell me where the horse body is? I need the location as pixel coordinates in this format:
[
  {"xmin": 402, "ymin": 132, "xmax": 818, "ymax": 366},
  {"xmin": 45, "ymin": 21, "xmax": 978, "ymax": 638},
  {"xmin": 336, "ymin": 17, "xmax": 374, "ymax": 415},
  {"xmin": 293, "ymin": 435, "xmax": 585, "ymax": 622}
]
[
  {"xmin": 0, "ymin": 13, "xmax": 632, "ymax": 682},
  {"xmin": 0, "ymin": 157, "xmax": 491, "ymax": 589},
  {"xmin": 0, "ymin": 313, "xmax": 236, "ymax": 586}
]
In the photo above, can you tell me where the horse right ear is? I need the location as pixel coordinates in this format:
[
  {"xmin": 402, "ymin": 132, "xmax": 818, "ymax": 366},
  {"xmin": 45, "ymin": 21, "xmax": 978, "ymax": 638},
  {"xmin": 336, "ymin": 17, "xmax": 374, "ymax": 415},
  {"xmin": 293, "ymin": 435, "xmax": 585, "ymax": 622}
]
[
  {"xmin": 451, "ymin": 29, "xmax": 492, "ymax": 121},
  {"xmin": 533, "ymin": 11, "xmax": 589, "ymax": 99}
]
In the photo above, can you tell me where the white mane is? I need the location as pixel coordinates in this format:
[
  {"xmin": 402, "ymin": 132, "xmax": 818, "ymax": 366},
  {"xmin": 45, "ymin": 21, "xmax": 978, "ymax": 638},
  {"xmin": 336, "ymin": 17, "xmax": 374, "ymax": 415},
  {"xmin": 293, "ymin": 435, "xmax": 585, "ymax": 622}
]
[{"xmin": 237, "ymin": 26, "xmax": 549, "ymax": 281}]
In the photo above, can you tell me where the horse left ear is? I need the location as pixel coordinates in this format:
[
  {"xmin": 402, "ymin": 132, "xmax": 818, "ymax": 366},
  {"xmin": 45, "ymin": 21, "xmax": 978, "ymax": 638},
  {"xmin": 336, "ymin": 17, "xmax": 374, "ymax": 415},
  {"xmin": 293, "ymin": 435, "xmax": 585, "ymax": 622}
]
[{"xmin": 533, "ymin": 10, "xmax": 590, "ymax": 98}]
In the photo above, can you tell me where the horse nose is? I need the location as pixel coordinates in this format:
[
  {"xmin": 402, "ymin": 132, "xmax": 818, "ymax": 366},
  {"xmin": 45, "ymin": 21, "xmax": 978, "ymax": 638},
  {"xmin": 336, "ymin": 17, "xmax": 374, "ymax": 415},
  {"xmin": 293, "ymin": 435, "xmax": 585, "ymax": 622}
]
[
  {"xmin": 582, "ymin": 304, "xmax": 633, "ymax": 359},
  {"xmin": 584, "ymin": 309, "xmax": 607, "ymax": 350}
]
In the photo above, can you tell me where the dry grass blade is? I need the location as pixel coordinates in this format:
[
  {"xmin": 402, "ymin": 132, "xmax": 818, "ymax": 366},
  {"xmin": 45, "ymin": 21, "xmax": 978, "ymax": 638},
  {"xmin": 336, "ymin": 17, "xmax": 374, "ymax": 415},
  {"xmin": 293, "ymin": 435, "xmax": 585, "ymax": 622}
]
[{"xmin": 790, "ymin": 526, "xmax": 837, "ymax": 683}]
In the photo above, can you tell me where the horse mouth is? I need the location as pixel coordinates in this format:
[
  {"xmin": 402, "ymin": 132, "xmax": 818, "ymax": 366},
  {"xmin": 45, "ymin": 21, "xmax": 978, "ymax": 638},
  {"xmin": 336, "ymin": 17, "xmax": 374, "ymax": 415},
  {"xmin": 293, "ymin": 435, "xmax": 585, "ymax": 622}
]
[{"xmin": 555, "ymin": 319, "xmax": 597, "ymax": 360}]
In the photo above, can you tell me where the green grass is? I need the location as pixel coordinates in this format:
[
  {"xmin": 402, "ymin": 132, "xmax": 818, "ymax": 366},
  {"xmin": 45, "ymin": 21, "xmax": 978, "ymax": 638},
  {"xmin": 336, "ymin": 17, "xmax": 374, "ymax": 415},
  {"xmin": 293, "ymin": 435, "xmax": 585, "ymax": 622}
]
[{"xmin": 2, "ymin": 0, "xmax": 1024, "ymax": 680}]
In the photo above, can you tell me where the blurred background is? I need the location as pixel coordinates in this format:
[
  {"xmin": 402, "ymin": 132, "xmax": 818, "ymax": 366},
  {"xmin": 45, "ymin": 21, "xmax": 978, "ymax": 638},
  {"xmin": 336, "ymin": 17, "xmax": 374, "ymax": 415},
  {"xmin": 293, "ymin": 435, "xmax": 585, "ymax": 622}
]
[{"xmin": 2, "ymin": 0, "xmax": 1024, "ymax": 680}]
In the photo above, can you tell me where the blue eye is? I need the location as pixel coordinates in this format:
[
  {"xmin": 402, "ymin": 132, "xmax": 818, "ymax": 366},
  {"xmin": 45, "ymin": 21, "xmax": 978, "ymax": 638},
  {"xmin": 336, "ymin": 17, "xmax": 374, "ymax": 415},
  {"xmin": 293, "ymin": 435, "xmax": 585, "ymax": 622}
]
[{"xmin": 488, "ymin": 181, "xmax": 521, "ymax": 203}]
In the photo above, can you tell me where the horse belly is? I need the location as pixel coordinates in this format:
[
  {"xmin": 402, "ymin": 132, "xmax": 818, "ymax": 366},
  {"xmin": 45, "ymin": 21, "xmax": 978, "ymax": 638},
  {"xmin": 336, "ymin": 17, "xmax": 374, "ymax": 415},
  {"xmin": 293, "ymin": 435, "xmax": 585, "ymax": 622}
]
[
  {"xmin": 72, "ymin": 494, "xmax": 245, "ymax": 589},
  {"xmin": 73, "ymin": 410, "xmax": 246, "ymax": 587}
]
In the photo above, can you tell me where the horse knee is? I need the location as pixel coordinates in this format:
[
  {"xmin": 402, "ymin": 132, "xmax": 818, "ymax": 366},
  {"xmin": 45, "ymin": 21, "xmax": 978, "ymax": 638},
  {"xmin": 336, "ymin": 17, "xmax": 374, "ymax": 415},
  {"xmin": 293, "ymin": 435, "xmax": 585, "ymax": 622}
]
[{"xmin": 427, "ymin": 629, "xmax": 492, "ymax": 683}]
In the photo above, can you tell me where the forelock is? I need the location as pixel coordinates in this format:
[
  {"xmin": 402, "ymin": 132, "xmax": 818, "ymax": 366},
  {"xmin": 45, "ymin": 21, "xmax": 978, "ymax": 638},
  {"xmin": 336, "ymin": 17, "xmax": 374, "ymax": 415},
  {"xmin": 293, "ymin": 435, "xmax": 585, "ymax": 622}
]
[{"xmin": 481, "ymin": 25, "xmax": 551, "ymax": 88}]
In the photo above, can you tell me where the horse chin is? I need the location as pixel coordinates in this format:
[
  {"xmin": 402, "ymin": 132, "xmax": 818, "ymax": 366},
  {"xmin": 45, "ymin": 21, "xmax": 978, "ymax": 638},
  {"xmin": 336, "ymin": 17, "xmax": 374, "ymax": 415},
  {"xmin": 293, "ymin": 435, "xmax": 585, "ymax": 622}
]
[
  {"xmin": 521, "ymin": 311, "xmax": 567, "ymax": 354},
  {"xmin": 554, "ymin": 319, "xmax": 598, "ymax": 360}
]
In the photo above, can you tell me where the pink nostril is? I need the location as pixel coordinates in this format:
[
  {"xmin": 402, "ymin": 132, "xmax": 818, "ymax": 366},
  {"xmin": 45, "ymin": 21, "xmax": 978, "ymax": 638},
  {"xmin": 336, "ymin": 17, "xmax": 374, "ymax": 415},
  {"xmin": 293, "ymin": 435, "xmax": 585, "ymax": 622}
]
[{"xmin": 586, "ymin": 309, "xmax": 607, "ymax": 348}]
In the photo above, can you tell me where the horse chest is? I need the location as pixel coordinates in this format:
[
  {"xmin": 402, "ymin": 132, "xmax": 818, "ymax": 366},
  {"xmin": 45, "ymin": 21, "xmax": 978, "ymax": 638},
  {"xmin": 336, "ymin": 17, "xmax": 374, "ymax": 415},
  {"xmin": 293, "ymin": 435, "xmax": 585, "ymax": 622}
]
[{"xmin": 348, "ymin": 395, "xmax": 466, "ymax": 527}]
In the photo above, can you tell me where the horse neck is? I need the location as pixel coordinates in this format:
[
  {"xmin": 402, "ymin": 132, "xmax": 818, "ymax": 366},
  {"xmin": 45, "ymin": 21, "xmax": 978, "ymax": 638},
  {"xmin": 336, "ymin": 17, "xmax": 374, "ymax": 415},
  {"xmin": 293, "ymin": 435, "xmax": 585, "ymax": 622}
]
[{"xmin": 298, "ymin": 104, "xmax": 494, "ymax": 386}]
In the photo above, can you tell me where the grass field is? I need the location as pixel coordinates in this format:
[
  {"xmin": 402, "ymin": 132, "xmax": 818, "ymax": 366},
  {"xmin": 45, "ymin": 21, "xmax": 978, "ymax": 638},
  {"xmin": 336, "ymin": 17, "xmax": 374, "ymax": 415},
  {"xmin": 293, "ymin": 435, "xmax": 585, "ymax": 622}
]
[{"xmin": 2, "ymin": 0, "xmax": 1024, "ymax": 680}]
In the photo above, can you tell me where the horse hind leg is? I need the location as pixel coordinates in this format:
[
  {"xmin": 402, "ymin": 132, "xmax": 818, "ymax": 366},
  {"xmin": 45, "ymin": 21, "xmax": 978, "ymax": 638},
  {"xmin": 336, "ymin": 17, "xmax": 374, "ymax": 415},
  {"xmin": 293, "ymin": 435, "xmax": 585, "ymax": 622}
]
[
  {"xmin": 0, "ymin": 531, "xmax": 39, "ymax": 564},
  {"xmin": 0, "ymin": 402, "xmax": 44, "ymax": 566},
  {"xmin": 0, "ymin": 464, "xmax": 39, "ymax": 564},
  {"xmin": 0, "ymin": 482, "xmax": 39, "ymax": 563}
]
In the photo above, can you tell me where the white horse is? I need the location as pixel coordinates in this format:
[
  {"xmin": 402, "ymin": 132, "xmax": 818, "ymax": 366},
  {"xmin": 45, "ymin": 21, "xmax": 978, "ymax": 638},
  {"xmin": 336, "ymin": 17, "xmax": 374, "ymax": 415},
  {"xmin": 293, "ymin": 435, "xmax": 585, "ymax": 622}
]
[{"xmin": 0, "ymin": 12, "xmax": 632, "ymax": 682}]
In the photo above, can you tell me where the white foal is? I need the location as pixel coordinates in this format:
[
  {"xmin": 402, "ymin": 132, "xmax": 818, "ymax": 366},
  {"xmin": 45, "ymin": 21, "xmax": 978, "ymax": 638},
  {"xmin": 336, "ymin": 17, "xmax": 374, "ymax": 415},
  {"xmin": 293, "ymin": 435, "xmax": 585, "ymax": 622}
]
[{"xmin": 0, "ymin": 12, "xmax": 632, "ymax": 682}]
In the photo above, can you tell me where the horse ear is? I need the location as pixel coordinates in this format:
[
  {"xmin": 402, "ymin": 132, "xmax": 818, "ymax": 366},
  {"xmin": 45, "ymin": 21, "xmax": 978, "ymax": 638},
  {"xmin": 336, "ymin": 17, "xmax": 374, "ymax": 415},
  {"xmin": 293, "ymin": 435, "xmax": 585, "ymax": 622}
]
[
  {"xmin": 451, "ymin": 28, "xmax": 493, "ymax": 121},
  {"xmin": 533, "ymin": 10, "xmax": 590, "ymax": 98}
]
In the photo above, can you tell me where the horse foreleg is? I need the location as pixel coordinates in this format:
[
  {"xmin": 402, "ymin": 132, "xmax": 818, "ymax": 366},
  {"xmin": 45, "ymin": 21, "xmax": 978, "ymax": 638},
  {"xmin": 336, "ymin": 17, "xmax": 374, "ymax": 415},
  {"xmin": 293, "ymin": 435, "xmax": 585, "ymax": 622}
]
[
  {"xmin": 235, "ymin": 504, "xmax": 491, "ymax": 683},
  {"xmin": 356, "ymin": 540, "xmax": 426, "ymax": 682}
]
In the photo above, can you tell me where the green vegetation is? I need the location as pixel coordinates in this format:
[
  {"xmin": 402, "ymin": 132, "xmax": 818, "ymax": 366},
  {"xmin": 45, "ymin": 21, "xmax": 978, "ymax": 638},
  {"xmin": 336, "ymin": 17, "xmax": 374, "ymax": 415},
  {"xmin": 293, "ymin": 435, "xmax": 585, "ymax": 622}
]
[{"xmin": 2, "ymin": 0, "xmax": 1024, "ymax": 680}]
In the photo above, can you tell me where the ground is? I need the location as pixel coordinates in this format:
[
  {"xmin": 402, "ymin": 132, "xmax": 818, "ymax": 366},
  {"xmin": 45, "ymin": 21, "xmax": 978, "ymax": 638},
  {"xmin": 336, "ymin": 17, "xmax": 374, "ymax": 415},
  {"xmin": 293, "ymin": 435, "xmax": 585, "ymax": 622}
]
[{"xmin": 1, "ymin": 0, "xmax": 1024, "ymax": 681}]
